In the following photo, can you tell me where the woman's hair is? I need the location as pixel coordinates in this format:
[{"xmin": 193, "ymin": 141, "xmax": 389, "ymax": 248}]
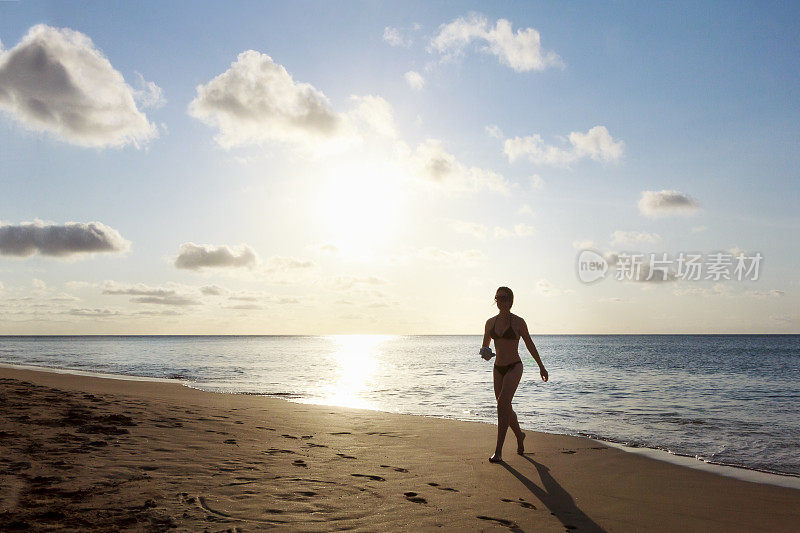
[{"xmin": 494, "ymin": 286, "xmax": 514, "ymax": 307}]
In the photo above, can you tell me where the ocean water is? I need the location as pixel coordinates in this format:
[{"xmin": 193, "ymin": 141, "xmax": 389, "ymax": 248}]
[{"xmin": 1, "ymin": 334, "xmax": 798, "ymax": 478}]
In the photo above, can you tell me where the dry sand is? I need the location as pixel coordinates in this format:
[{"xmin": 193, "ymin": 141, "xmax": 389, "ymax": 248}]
[{"xmin": 0, "ymin": 365, "xmax": 798, "ymax": 532}]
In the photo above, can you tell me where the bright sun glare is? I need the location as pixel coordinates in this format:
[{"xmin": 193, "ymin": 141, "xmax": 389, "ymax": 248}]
[
  {"xmin": 314, "ymin": 334, "xmax": 393, "ymax": 409},
  {"xmin": 315, "ymin": 158, "xmax": 405, "ymax": 257}
]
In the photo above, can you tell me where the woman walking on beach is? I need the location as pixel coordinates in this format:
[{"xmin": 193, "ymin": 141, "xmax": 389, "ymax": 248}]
[{"xmin": 481, "ymin": 286, "xmax": 548, "ymax": 463}]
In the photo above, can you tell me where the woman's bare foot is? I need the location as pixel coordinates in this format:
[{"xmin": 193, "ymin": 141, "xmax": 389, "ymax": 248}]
[
  {"xmin": 517, "ymin": 431, "xmax": 526, "ymax": 455},
  {"xmin": 489, "ymin": 453, "xmax": 503, "ymax": 463}
]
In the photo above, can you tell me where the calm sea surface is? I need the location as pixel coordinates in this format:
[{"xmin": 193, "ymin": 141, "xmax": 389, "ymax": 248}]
[{"xmin": 1, "ymin": 335, "xmax": 798, "ymax": 477}]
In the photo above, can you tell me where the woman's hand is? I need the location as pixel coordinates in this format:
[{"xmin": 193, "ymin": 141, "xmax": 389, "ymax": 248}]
[
  {"xmin": 540, "ymin": 367, "xmax": 549, "ymax": 382},
  {"xmin": 479, "ymin": 346, "xmax": 494, "ymax": 360}
]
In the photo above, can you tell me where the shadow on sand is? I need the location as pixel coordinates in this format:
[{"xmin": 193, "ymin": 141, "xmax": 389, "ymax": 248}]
[{"xmin": 495, "ymin": 455, "xmax": 607, "ymax": 532}]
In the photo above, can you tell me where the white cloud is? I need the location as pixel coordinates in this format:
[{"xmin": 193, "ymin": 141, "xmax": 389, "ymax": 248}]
[
  {"xmin": 188, "ymin": 51, "xmax": 395, "ymax": 152},
  {"xmin": 638, "ymin": 190, "xmax": 700, "ymax": 218},
  {"xmin": 504, "ymin": 126, "xmax": 624, "ymax": 166},
  {"xmin": 530, "ymin": 174, "xmax": 545, "ymax": 190},
  {"xmin": 102, "ymin": 281, "xmax": 201, "ymax": 306},
  {"xmin": 404, "ymin": 70, "xmax": 425, "ymax": 91},
  {"xmin": 691, "ymin": 225, "xmax": 707, "ymax": 233},
  {"xmin": 347, "ymin": 94, "xmax": 396, "ymax": 138},
  {"xmin": 610, "ymin": 230, "xmax": 661, "ymax": 245},
  {"xmin": 200, "ymin": 285, "xmax": 225, "ymax": 296},
  {"xmin": 402, "ymin": 138, "xmax": 511, "ymax": 194},
  {"xmin": 383, "ymin": 26, "xmax": 412, "ymax": 47},
  {"xmin": 573, "ymin": 240, "xmax": 596, "ymax": 249},
  {"xmin": 429, "ymin": 13, "xmax": 563, "ymax": 72},
  {"xmin": 174, "ymin": 243, "xmax": 258, "ymax": 270},
  {"xmin": 0, "ymin": 220, "xmax": 130, "ymax": 258},
  {"xmin": 132, "ymin": 71, "xmax": 166, "ymax": 108},
  {"xmin": 517, "ymin": 204, "xmax": 534, "ymax": 216},
  {"xmin": 188, "ymin": 50, "xmax": 345, "ymax": 150},
  {"xmin": 485, "ymin": 124, "xmax": 503, "ymax": 138},
  {"xmin": 0, "ymin": 24, "xmax": 157, "ymax": 148}
]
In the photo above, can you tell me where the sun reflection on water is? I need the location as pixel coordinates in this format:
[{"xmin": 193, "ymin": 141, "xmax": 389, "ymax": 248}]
[{"xmin": 311, "ymin": 334, "xmax": 394, "ymax": 410}]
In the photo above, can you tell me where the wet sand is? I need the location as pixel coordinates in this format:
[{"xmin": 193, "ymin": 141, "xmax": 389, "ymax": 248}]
[{"xmin": 0, "ymin": 365, "xmax": 798, "ymax": 532}]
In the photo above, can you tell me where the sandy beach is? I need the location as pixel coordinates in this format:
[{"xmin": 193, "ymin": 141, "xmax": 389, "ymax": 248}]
[{"xmin": 0, "ymin": 365, "xmax": 798, "ymax": 532}]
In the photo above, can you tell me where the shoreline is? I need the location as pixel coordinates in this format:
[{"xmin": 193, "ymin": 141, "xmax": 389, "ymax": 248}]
[
  {"xmin": 2, "ymin": 365, "xmax": 800, "ymax": 531},
  {"xmin": 3, "ymin": 361, "xmax": 799, "ymax": 490},
  {"xmin": 4, "ymin": 360, "xmax": 800, "ymax": 491}
]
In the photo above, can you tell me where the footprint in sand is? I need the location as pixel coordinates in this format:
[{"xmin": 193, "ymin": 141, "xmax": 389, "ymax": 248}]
[
  {"xmin": 264, "ymin": 448, "xmax": 298, "ymax": 456},
  {"xmin": 223, "ymin": 439, "xmax": 238, "ymax": 445},
  {"xmin": 255, "ymin": 426, "xmax": 276, "ymax": 431},
  {"xmin": 292, "ymin": 459, "xmax": 307, "ymax": 468},
  {"xmin": 502, "ymin": 497, "xmax": 536, "ymax": 509},
  {"xmin": 350, "ymin": 473, "xmax": 385, "ymax": 481},
  {"xmin": 329, "ymin": 431, "xmax": 351, "ymax": 435},
  {"xmin": 281, "ymin": 434, "xmax": 298, "ymax": 439},
  {"xmin": 336, "ymin": 453, "xmax": 357, "ymax": 459},
  {"xmin": 379, "ymin": 465, "xmax": 409, "ymax": 473},
  {"xmin": 404, "ymin": 491, "xmax": 427, "ymax": 504},
  {"xmin": 306, "ymin": 443, "xmax": 328, "ymax": 448},
  {"xmin": 561, "ymin": 450, "xmax": 577, "ymax": 454},
  {"xmin": 427, "ymin": 482, "xmax": 459, "ymax": 492},
  {"xmin": 477, "ymin": 515, "xmax": 520, "ymax": 530}
]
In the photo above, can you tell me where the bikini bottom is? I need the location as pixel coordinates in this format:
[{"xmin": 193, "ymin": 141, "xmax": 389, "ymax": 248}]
[{"xmin": 493, "ymin": 360, "xmax": 522, "ymax": 377}]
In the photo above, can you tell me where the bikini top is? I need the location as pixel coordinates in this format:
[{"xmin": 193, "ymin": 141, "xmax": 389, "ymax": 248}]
[{"xmin": 490, "ymin": 315, "xmax": 519, "ymax": 340}]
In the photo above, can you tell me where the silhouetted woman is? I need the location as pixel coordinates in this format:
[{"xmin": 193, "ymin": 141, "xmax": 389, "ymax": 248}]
[{"xmin": 481, "ymin": 286, "xmax": 548, "ymax": 463}]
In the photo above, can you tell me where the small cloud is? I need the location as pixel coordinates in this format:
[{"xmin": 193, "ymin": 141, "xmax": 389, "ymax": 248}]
[
  {"xmin": 174, "ymin": 243, "xmax": 258, "ymax": 270},
  {"xmin": 691, "ymin": 225, "xmax": 707, "ymax": 233},
  {"xmin": 200, "ymin": 285, "xmax": 225, "ymax": 296},
  {"xmin": 573, "ymin": 240, "xmax": 596, "ymax": 249},
  {"xmin": 638, "ymin": 190, "xmax": 700, "ymax": 218},
  {"xmin": 403, "ymin": 138, "xmax": 511, "ymax": 194},
  {"xmin": 404, "ymin": 70, "xmax": 425, "ymax": 91},
  {"xmin": 132, "ymin": 71, "xmax": 166, "ymax": 108},
  {"xmin": 610, "ymin": 230, "xmax": 661, "ymax": 246},
  {"xmin": 429, "ymin": 13, "xmax": 563, "ymax": 72},
  {"xmin": 517, "ymin": 204, "xmax": 534, "ymax": 216},
  {"xmin": 485, "ymin": 125, "xmax": 503, "ymax": 139},
  {"xmin": 0, "ymin": 220, "xmax": 130, "ymax": 259},
  {"xmin": 131, "ymin": 295, "xmax": 200, "ymax": 306},
  {"xmin": 504, "ymin": 126, "xmax": 624, "ymax": 166},
  {"xmin": 530, "ymin": 174, "xmax": 545, "ymax": 190},
  {"xmin": 383, "ymin": 26, "xmax": 412, "ymax": 47},
  {"xmin": 68, "ymin": 308, "xmax": 121, "ymax": 318},
  {"xmin": 102, "ymin": 281, "xmax": 201, "ymax": 306},
  {"xmin": 188, "ymin": 50, "xmax": 344, "ymax": 151}
]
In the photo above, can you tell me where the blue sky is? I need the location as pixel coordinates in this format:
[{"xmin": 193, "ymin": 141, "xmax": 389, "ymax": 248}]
[{"xmin": 0, "ymin": 1, "xmax": 798, "ymax": 334}]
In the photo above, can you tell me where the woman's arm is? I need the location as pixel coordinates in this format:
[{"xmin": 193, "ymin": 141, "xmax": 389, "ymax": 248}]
[
  {"xmin": 519, "ymin": 317, "xmax": 548, "ymax": 381},
  {"xmin": 482, "ymin": 319, "xmax": 493, "ymax": 349}
]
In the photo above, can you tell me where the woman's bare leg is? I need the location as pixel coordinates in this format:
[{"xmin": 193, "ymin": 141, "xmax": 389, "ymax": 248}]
[
  {"xmin": 492, "ymin": 363, "xmax": 523, "ymax": 459},
  {"xmin": 494, "ymin": 369, "xmax": 523, "ymax": 440}
]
